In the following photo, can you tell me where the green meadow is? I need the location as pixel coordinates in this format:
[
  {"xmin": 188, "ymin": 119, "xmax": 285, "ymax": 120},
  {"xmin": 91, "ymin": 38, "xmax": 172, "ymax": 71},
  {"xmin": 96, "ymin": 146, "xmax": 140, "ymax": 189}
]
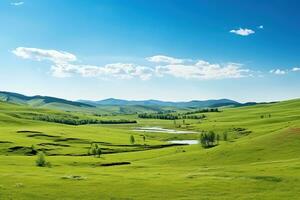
[{"xmin": 0, "ymin": 99, "xmax": 299, "ymax": 199}]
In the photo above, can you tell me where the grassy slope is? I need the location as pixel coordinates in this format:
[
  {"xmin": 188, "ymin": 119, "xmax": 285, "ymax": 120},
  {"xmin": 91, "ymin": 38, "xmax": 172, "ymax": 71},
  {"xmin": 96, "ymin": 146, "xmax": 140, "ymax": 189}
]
[
  {"xmin": 0, "ymin": 100, "xmax": 299, "ymax": 199},
  {"xmin": 0, "ymin": 92, "xmax": 190, "ymax": 114}
]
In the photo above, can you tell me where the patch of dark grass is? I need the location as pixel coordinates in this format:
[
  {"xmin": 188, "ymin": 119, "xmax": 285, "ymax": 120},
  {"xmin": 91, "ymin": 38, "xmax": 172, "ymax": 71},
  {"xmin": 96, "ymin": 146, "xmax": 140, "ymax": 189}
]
[
  {"xmin": 96, "ymin": 162, "xmax": 131, "ymax": 167},
  {"xmin": 7, "ymin": 146, "xmax": 37, "ymax": 155},
  {"xmin": 54, "ymin": 137, "xmax": 90, "ymax": 144},
  {"xmin": 0, "ymin": 141, "xmax": 13, "ymax": 144},
  {"xmin": 27, "ymin": 133, "xmax": 61, "ymax": 139},
  {"xmin": 251, "ymin": 175, "xmax": 282, "ymax": 182},
  {"xmin": 61, "ymin": 175, "xmax": 87, "ymax": 180},
  {"xmin": 17, "ymin": 130, "xmax": 42, "ymax": 134},
  {"xmin": 39, "ymin": 143, "xmax": 70, "ymax": 147},
  {"xmin": 7, "ymin": 146, "xmax": 53, "ymax": 155}
]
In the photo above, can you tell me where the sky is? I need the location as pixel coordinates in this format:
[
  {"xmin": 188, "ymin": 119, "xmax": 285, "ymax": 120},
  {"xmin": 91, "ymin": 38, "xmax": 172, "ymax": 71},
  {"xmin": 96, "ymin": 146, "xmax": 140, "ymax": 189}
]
[{"xmin": 0, "ymin": 0, "xmax": 300, "ymax": 102}]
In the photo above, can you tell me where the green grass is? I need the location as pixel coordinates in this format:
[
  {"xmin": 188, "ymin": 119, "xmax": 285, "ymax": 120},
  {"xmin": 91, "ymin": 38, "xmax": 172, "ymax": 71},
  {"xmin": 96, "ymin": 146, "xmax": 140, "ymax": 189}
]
[{"xmin": 0, "ymin": 99, "xmax": 299, "ymax": 199}]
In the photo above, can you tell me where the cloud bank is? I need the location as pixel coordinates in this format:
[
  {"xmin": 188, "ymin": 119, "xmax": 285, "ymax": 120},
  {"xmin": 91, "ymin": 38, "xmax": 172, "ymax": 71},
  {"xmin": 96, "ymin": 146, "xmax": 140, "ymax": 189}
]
[
  {"xmin": 269, "ymin": 67, "xmax": 300, "ymax": 75},
  {"xmin": 146, "ymin": 55, "xmax": 184, "ymax": 64},
  {"xmin": 292, "ymin": 67, "xmax": 300, "ymax": 72},
  {"xmin": 11, "ymin": 2, "xmax": 24, "ymax": 6},
  {"xmin": 230, "ymin": 28, "xmax": 255, "ymax": 36},
  {"xmin": 13, "ymin": 47, "xmax": 251, "ymax": 80},
  {"xmin": 270, "ymin": 69, "xmax": 287, "ymax": 75},
  {"xmin": 12, "ymin": 47, "xmax": 77, "ymax": 63}
]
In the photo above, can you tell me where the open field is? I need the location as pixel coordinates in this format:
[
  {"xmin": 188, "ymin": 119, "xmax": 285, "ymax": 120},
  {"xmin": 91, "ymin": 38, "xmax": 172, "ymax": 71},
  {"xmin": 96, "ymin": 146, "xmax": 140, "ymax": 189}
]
[{"xmin": 0, "ymin": 99, "xmax": 300, "ymax": 199}]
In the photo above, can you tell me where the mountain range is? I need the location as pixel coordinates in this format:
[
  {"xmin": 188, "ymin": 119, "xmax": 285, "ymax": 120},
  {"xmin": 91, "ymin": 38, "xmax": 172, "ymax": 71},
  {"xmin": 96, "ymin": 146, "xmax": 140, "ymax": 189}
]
[
  {"xmin": 0, "ymin": 91, "xmax": 257, "ymax": 113},
  {"xmin": 79, "ymin": 98, "xmax": 243, "ymax": 107}
]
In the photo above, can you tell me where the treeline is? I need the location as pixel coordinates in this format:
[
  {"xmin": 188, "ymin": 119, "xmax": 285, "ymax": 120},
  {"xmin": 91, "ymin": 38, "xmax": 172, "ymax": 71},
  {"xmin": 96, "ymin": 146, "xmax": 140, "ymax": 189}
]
[
  {"xmin": 32, "ymin": 115, "xmax": 137, "ymax": 125},
  {"xmin": 138, "ymin": 108, "xmax": 219, "ymax": 120},
  {"xmin": 17, "ymin": 112, "xmax": 136, "ymax": 125},
  {"xmin": 182, "ymin": 108, "xmax": 219, "ymax": 115},
  {"xmin": 138, "ymin": 113, "xmax": 205, "ymax": 120}
]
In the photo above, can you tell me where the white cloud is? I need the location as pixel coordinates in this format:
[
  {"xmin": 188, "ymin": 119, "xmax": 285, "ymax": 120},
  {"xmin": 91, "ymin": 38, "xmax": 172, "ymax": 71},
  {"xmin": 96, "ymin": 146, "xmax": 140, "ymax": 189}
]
[
  {"xmin": 12, "ymin": 47, "xmax": 77, "ymax": 64},
  {"xmin": 270, "ymin": 69, "xmax": 287, "ymax": 75},
  {"xmin": 13, "ymin": 47, "xmax": 153, "ymax": 80},
  {"xmin": 258, "ymin": 25, "xmax": 264, "ymax": 29},
  {"xmin": 146, "ymin": 55, "xmax": 184, "ymax": 64},
  {"xmin": 156, "ymin": 60, "xmax": 249, "ymax": 80},
  {"xmin": 230, "ymin": 28, "xmax": 255, "ymax": 36},
  {"xmin": 11, "ymin": 2, "xmax": 24, "ymax": 6},
  {"xmin": 13, "ymin": 47, "xmax": 251, "ymax": 80},
  {"xmin": 292, "ymin": 67, "xmax": 300, "ymax": 72},
  {"xmin": 79, "ymin": 63, "xmax": 154, "ymax": 80},
  {"xmin": 50, "ymin": 63, "xmax": 80, "ymax": 78},
  {"xmin": 51, "ymin": 62, "xmax": 154, "ymax": 80}
]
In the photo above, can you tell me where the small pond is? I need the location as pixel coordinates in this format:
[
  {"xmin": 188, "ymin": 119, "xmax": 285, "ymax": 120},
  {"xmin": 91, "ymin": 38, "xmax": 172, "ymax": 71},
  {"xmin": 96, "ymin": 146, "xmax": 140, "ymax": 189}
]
[{"xmin": 169, "ymin": 140, "xmax": 198, "ymax": 145}]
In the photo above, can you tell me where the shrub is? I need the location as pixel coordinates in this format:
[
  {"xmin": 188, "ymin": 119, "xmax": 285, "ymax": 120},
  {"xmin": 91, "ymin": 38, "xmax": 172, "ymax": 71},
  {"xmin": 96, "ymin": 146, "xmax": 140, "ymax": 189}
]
[
  {"xmin": 36, "ymin": 151, "xmax": 46, "ymax": 167},
  {"xmin": 199, "ymin": 131, "xmax": 217, "ymax": 148},
  {"xmin": 142, "ymin": 135, "xmax": 146, "ymax": 144},
  {"xmin": 223, "ymin": 132, "xmax": 228, "ymax": 141},
  {"xmin": 96, "ymin": 148, "xmax": 102, "ymax": 158},
  {"xmin": 130, "ymin": 135, "xmax": 135, "ymax": 145},
  {"xmin": 30, "ymin": 145, "xmax": 38, "ymax": 155},
  {"xmin": 88, "ymin": 143, "xmax": 102, "ymax": 158}
]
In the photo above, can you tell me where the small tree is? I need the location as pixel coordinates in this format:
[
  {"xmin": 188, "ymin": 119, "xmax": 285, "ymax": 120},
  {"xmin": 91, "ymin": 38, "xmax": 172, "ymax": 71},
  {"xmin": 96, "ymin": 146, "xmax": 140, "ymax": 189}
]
[
  {"xmin": 130, "ymin": 135, "xmax": 135, "ymax": 145},
  {"xmin": 142, "ymin": 135, "xmax": 146, "ymax": 144},
  {"xmin": 208, "ymin": 131, "xmax": 215, "ymax": 146},
  {"xmin": 216, "ymin": 134, "xmax": 220, "ymax": 144},
  {"xmin": 199, "ymin": 131, "xmax": 217, "ymax": 148},
  {"xmin": 96, "ymin": 148, "xmax": 102, "ymax": 158},
  {"xmin": 92, "ymin": 146, "xmax": 97, "ymax": 156},
  {"xmin": 30, "ymin": 145, "xmax": 37, "ymax": 155},
  {"xmin": 223, "ymin": 132, "xmax": 228, "ymax": 141},
  {"xmin": 36, "ymin": 151, "xmax": 46, "ymax": 167},
  {"xmin": 88, "ymin": 143, "xmax": 102, "ymax": 158}
]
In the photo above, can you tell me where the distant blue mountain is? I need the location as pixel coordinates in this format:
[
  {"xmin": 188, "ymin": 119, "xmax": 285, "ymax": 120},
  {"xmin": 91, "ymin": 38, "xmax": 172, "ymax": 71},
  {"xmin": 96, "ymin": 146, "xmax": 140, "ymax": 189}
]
[
  {"xmin": 0, "ymin": 91, "xmax": 258, "ymax": 113},
  {"xmin": 79, "ymin": 98, "xmax": 243, "ymax": 108}
]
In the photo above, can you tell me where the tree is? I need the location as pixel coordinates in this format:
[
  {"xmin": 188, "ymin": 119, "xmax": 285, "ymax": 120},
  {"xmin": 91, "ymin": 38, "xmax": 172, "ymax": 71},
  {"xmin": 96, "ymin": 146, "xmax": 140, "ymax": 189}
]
[
  {"xmin": 208, "ymin": 131, "xmax": 215, "ymax": 146},
  {"xmin": 199, "ymin": 131, "xmax": 217, "ymax": 148},
  {"xmin": 88, "ymin": 143, "xmax": 102, "ymax": 158},
  {"xmin": 142, "ymin": 135, "xmax": 146, "ymax": 144},
  {"xmin": 92, "ymin": 146, "xmax": 97, "ymax": 156},
  {"xmin": 30, "ymin": 145, "xmax": 37, "ymax": 155},
  {"xmin": 96, "ymin": 148, "xmax": 102, "ymax": 158},
  {"xmin": 216, "ymin": 134, "xmax": 220, "ymax": 144},
  {"xmin": 130, "ymin": 135, "xmax": 135, "ymax": 145},
  {"xmin": 36, "ymin": 151, "xmax": 47, "ymax": 167},
  {"xmin": 223, "ymin": 132, "xmax": 228, "ymax": 141}
]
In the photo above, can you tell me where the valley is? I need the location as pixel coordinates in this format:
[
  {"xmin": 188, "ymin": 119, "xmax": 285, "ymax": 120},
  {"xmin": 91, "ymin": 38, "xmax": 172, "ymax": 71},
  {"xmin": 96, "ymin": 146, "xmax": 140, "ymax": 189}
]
[{"xmin": 0, "ymin": 96, "xmax": 299, "ymax": 199}]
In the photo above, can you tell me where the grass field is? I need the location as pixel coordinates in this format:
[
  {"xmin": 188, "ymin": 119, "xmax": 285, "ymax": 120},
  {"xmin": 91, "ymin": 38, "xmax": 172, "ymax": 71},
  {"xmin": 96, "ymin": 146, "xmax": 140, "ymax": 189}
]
[{"xmin": 0, "ymin": 99, "xmax": 299, "ymax": 199}]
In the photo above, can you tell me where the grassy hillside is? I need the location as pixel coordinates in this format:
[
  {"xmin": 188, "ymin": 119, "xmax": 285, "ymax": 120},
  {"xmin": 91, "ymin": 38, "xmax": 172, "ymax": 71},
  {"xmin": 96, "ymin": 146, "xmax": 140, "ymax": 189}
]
[
  {"xmin": 0, "ymin": 91, "xmax": 194, "ymax": 114},
  {"xmin": 0, "ymin": 99, "xmax": 299, "ymax": 199}
]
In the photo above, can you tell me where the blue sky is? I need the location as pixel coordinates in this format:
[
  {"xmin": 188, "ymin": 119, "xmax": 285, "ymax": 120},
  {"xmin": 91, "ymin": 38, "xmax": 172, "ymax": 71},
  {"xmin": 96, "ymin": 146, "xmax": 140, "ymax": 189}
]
[{"xmin": 0, "ymin": 0, "xmax": 300, "ymax": 102}]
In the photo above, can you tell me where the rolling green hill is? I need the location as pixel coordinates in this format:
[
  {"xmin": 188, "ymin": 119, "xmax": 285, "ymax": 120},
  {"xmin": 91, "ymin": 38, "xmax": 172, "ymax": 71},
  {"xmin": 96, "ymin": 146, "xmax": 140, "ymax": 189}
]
[
  {"xmin": 0, "ymin": 91, "xmax": 193, "ymax": 114},
  {"xmin": 0, "ymin": 98, "xmax": 299, "ymax": 199},
  {"xmin": 0, "ymin": 91, "xmax": 261, "ymax": 116},
  {"xmin": 0, "ymin": 91, "xmax": 94, "ymax": 109}
]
